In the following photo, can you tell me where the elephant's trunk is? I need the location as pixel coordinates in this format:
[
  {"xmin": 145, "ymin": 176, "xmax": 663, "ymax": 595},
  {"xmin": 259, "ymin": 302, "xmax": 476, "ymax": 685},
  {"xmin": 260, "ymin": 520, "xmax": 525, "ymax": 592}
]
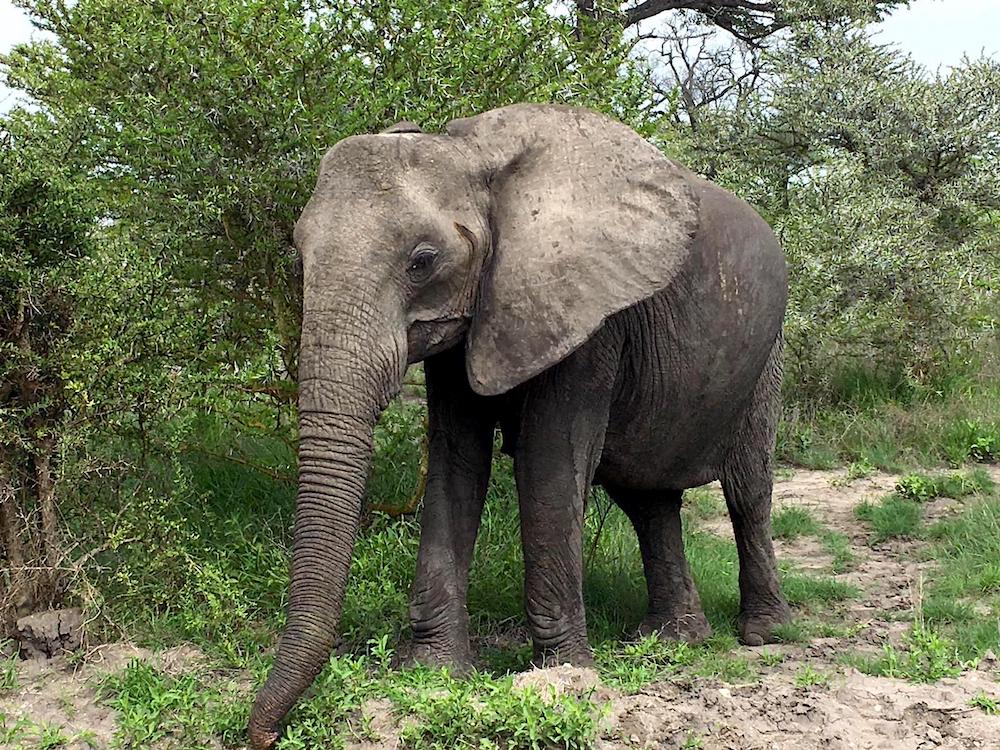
[{"xmin": 249, "ymin": 310, "xmax": 404, "ymax": 750}]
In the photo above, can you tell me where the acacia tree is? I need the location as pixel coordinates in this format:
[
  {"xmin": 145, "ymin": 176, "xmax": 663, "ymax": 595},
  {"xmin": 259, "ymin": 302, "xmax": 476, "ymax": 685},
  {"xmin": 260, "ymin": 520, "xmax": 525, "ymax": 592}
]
[
  {"xmin": 0, "ymin": 115, "xmax": 89, "ymax": 624},
  {"xmin": 0, "ymin": 106, "xmax": 233, "ymax": 632},
  {"xmin": 3, "ymin": 0, "xmax": 648, "ymax": 394},
  {"xmin": 669, "ymin": 26, "xmax": 1000, "ymax": 398},
  {"xmin": 576, "ymin": 0, "xmax": 908, "ymax": 43}
]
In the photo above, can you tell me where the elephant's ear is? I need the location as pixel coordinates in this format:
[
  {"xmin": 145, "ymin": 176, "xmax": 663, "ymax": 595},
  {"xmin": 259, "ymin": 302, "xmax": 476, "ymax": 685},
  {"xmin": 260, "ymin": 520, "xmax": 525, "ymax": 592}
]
[{"xmin": 446, "ymin": 104, "xmax": 700, "ymax": 396}]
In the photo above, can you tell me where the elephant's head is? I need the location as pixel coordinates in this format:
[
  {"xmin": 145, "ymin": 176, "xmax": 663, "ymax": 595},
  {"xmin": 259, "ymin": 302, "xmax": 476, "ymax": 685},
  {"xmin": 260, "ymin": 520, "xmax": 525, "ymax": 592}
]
[{"xmin": 248, "ymin": 104, "xmax": 699, "ymax": 749}]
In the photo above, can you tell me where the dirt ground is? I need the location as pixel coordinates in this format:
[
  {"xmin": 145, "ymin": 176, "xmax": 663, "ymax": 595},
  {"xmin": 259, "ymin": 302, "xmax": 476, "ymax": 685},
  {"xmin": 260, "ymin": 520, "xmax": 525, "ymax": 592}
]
[{"xmin": 4, "ymin": 468, "xmax": 1000, "ymax": 749}]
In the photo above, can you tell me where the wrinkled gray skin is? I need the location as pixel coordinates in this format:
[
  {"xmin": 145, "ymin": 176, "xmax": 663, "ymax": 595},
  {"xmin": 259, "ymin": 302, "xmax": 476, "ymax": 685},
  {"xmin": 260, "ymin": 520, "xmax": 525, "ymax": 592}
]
[{"xmin": 248, "ymin": 104, "xmax": 790, "ymax": 749}]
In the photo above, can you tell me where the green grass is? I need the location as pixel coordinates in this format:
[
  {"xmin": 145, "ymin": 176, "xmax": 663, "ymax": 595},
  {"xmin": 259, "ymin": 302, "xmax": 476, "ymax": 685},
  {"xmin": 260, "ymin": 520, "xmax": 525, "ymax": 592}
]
[
  {"xmin": 818, "ymin": 530, "xmax": 856, "ymax": 573},
  {"xmin": 849, "ymin": 482, "xmax": 1000, "ymax": 678},
  {"xmin": 778, "ymin": 361, "xmax": 1000, "ymax": 469},
  {"xmin": 970, "ymin": 692, "xmax": 1000, "ymax": 715},
  {"xmin": 55, "ymin": 400, "xmax": 868, "ymax": 748},
  {"xmin": 0, "ymin": 713, "xmax": 98, "ymax": 750},
  {"xmin": 771, "ymin": 506, "xmax": 823, "ymax": 539},
  {"xmin": 767, "ymin": 507, "xmax": 856, "ymax": 573},
  {"xmin": 594, "ymin": 636, "xmax": 696, "ymax": 693},
  {"xmin": 0, "ymin": 651, "xmax": 17, "ymax": 695},
  {"xmin": 98, "ymin": 658, "xmax": 248, "ymax": 748},
  {"xmin": 855, "ymin": 495, "xmax": 923, "ymax": 541},
  {"xmin": 395, "ymin": 674, "xmax": 604, "ymax": 750},
  {"xmin": 850, "ymin": 624, "xmax": 968, "ymax": 682},
  {"xmin": 98, "ymin": 647, "xmax": 606, "ymax": 750},
  {"xmin": 682, "ymin": 487, "xmax": 725, "ymax": 520},
  {"xmin": 854, "ymin": 469, "xmax": 995, "ymax": 544},
  {"xmin": 921, "ymin": 493, "xmax": 1000, "ymax": 661},
  {"xmin": 794, "ymin": 665, "xmax": 832, "ymax": 687},
  {"xmin": 894, "ymin": 469, "xmax": 994, "ymax": 502}
]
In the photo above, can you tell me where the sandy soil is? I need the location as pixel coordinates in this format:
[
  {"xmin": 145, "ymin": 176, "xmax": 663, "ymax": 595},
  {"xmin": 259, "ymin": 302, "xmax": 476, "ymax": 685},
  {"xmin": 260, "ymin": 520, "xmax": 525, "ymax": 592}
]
[
  {"xmin": 4, "ymin": 467, "xmax": 1000, "ymax": 749},
  {"xmin": 0, "ymin": 644, "xmax": 203, "ymax": 749}
]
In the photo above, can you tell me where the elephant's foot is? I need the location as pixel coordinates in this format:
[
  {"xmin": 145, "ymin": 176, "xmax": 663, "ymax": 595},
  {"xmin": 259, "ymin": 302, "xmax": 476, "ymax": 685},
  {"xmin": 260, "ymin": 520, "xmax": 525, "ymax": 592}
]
[
  {"xmin": 527, "ymin": 605, "xmax": 592, "ymax": 669},
  {"xmin": 402, "ymin": 639, "xmax": 475, "ymax": 675},
  {"xmin": 737, "ymin": 600, "xmax": 792, "ymax": 646},
  {"xmin": 639, "ymin": 608, "xmax": 712, "ymax": 644},
  {"xmin": 407, "ymin": 592, "xmax": 476, "ymax": 673},
  {"xmin": 531, "ymin": 641, "xmax": 594, "ymax": 669}
]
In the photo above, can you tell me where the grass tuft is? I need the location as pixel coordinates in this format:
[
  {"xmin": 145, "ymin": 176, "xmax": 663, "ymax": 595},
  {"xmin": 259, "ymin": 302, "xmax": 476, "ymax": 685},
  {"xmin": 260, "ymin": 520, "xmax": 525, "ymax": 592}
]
[
  {"xmin": 595, "ymin": 636, "xmax": 695, "ymax": 693},
  {"xmin": 922, "ymin": 494, "xmax": 1000, "ymax": 661},
  {"xmin": 851, "ymin": 624, "xmax": 967, "ymax": 682},
  {"xmin": 970, "ymin": 693, "xmax": 1000, "ymax": 715},
  {"xmin": 771, "ymin": 506, "xmax": 823, "ymax": 539},
  {"xmin": 855, "ymin": 495, "xmax": 923, "ymax": 541},
  {"xmin": 818, "ymin": 530, "xmax": 857, "ymax": 573},
  {"xmin": 794, "ymin": 664, "xmax": 832, "ymax": 687},
  {"xmin": 0, "ymin": 652, "xmax": 17, "ymax": 695}
]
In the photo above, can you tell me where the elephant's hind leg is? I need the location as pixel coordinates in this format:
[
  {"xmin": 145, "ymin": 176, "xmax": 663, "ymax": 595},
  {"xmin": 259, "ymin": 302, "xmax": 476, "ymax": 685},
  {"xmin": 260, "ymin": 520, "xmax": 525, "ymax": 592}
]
[
  {"xmin": 720, "ymin": 337, "xmax": 791, "ymax": 646},
  {"xmin": 608, "ymin": 486, "xmax": 711, "ymax": 643},
  {"xmin": 408, "ymin": 347, "xmax": 495, "ymax": 671}
]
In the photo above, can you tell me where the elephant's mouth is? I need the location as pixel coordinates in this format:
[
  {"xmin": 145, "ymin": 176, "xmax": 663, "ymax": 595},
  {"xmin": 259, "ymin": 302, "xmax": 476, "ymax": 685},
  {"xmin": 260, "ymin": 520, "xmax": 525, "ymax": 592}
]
[{"xmin": 407, "ymin": 317, "xmax": 469, "ymax": 363}]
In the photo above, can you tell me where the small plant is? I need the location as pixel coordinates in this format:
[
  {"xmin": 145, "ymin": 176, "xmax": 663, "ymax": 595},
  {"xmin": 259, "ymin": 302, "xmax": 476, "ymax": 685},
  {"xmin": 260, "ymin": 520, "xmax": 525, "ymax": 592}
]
[
  {"xmin": 969, "ymin": 692, "xmax": 1000, "ymax": 715},
  {"xmin": 36, "ymin": 722, "xmax": 70, "ymax": 750},
  {"xmin": 895, "ymin": 474, "xmax": 938, "ymax": 502},
  {"xmin": 832, "ymin": 459, "xmax": 876, "ymax": 485},
  {"xmin": 694, "ymin": 653, "xmax": 759, "ymax": 683},
  {"xmin": 681, "ymin": 732, "xmax": 705, "ymax": 749},
  {"xmin": 0, "ymin": 713, "xmax": 31, "ymax": 746},
  {"xmin": 794, "ymin": 665, "xmax": 831, "ymax": 687},
  {"xmin": 969, "ymin": 434, "xmax": 998, "ymax": 463},
  {"xmin": 855, "ymin": 495, "xmax": 922, "ymax": 541},
  {"xmin": 74, "ymin": 729, "xmax": 101, "ymax": 750},
  {"xmin": 769, "ymin": 622, "xmax": 808, "ymax": 643},
  {"xmin": 596, "ymin": 636, "xmax": 695, "ymax": 693},
  {"xmin": 758, "ymin": 650, "xmax": 785, "ymax": 667},
  {"xmin": 0, "ymin": 655, "xmax": 18, "ymax": 695},
  {"xmin": 771, "ymin": 506, "xmax": 822, "ymax": 540},
  {"xmin": 856, "ymin": 625, "xmax": 967, "ymax": 683}
]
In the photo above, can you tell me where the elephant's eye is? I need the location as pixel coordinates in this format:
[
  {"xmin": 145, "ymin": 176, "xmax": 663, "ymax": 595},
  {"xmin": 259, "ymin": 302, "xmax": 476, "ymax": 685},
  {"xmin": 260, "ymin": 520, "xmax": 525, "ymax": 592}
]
[{"xmin": 407, "ymin": 245, "xmax": 438, "ymax": 283}]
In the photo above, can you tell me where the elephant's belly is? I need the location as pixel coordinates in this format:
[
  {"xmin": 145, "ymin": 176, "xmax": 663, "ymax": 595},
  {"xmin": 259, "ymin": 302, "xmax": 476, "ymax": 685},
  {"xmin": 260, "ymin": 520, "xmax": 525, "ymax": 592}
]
[
  {"xmin": 593, "ymin": 269, "xmax": 775, "ymax": 491},
  {"xmin": 595, "ymin": 410, "xmax": 733, "ymax": 491},
  {"xmin": 595, "ymin": 331, "xmax": 761, "ymax": 491}
]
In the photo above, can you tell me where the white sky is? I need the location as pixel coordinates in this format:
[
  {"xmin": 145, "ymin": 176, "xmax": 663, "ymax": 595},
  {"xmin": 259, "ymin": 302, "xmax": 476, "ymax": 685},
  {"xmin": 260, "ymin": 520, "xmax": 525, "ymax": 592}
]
[
  {"xmin": 1, "ymin": 0, "xmax": 998, "ymax": 112},
  {"xmin": 873, "ymin": 0, "xmax": 999, "ymax": 69}
]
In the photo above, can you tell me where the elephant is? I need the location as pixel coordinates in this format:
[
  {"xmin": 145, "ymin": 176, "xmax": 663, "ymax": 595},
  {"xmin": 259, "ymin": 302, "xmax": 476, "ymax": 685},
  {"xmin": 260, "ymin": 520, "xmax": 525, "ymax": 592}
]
[{"xmin": 248, "ymin": 103, "xmax": 791, "ymax": 749}]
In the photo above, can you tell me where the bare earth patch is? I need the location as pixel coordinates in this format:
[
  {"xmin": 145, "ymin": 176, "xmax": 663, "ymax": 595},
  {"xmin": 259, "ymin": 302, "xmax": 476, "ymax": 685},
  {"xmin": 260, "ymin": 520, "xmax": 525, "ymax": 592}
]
[
  {"xmin": 0, "ymin": 643, "xmax": 204, "ymax": 749},
  {"xmin": 3, "ymin": 468, "xmax": 1000, "ymax": 748},
  {"xmin": 602, "ymin": 664, "xmax": 1000, "ymax": 749}
]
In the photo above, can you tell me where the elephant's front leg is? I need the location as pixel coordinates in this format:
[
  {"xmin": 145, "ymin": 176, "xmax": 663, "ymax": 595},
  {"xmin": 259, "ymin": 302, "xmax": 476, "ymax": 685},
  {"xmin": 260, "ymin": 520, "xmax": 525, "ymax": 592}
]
[
  {"xmin": 513, "ymin": 347, "xmax": 615, "ymax": 667},
  {"xmin": 408, "ymin": 348, "xmax": 495, "ymax": 671}
]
